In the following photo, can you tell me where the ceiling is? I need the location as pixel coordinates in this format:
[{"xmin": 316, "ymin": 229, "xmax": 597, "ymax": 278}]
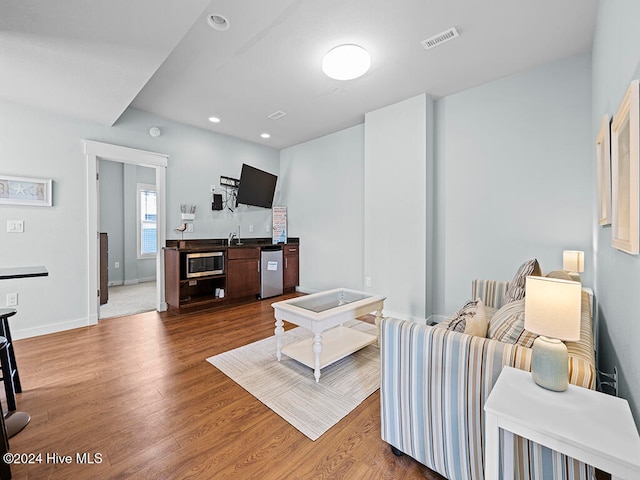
[{"xmin": 1, "ymin": 0, "xmax": 599, "ymax": 149}]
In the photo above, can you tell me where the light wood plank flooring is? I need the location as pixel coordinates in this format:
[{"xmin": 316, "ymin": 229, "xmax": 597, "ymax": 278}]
[{"xmin": 6, "ymin": 294, "xmax": 444, "ymax": 479}]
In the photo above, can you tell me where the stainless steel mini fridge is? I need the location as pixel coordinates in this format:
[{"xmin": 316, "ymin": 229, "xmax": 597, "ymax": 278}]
[{"xmin": 260, "ymin": 247, "xmax": 283, "ymax": 299}]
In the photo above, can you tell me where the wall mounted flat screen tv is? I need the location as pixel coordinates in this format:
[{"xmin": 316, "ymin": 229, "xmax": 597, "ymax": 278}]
[{"xmin": 236, "ymin": 164, "xmax": 277, "ymax": 209}]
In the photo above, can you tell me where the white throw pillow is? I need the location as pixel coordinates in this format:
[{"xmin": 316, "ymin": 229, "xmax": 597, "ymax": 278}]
[{"xmin": 464, "ymin": 299, "xmax": 488, "ymax": 338}]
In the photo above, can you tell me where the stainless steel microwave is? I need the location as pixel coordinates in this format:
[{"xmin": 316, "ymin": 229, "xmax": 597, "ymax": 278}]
[{"xmin": 185, "ymin": 251, "xmax": 224, "ymax": 278}]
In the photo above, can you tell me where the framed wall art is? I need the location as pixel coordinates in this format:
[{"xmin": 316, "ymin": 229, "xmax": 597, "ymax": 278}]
[
  {"xmin": 0, "ymin": 175, "xmax": 52, "ymax": 207},
  {"xmin": 596, "ymin": 114, "xmax": 612, "ymax": 226},
  {"xmin": 611, "ymin": 79, "xmax": 639, "ymax": 254}
]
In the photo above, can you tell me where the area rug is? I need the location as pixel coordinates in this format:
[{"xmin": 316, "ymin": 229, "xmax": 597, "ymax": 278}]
[{"xmin": 206, "ymin": 320, "xmax": 380, "ymax": 441}]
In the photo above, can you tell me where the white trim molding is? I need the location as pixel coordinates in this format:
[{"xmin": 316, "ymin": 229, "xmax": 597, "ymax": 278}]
[{"xmin": 83, "ymin": 140, "xmax": 169, "ymax": 325}]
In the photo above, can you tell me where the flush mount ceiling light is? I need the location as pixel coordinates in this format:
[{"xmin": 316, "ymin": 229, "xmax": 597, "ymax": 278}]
[
  {"xmin": 207, "ymin": 14, "xmax": 230, "ymax": 31},
  {"xmin": 208, "ymin": 116, "xmax": 221, "ymax": 123},
  {"xmin": 260, "ymin": 133, "xmax": 271, "ymax": 139},
  {"xmin": 322, "ymin": 44, "xmax": 371, "ymax": 80}
]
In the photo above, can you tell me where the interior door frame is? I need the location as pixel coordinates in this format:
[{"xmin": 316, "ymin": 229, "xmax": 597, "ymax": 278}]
[{"xmin": 83, "ymin": 139, "xmax": 168, "ymax": 324}]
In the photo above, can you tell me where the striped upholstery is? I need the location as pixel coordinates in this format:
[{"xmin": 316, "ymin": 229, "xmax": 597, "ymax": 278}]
[
  {"xmin": 471, "ymin": 279, "xmax": 510, "ymax": 309},
  {"xmin": 380, "ymin": 279, "xmax": 595, "ymax": 480}
]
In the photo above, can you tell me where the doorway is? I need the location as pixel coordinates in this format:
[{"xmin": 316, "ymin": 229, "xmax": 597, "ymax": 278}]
[
  {"xmin": 98, "ymin": 160, "xmax": 157, "ymax": 318},
  {"xmin": 84, "ymin": 140, "xmax": 168, "ymax": 325}
]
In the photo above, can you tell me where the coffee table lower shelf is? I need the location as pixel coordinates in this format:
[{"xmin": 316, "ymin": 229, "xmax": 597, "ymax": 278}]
[{"xmin": 281, "ymin": 325, "xmax": 376, "ymax": 371}]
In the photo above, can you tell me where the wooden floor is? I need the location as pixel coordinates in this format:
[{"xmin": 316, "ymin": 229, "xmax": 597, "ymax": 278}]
[{"xmin": 6, "ymin": 294, "xmax": 444, "ymax": 480}]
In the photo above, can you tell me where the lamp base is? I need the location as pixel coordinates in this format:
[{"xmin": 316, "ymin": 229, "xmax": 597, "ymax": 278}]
[{"xmin": 531, "ymin": 336, "xmax": 569, "ymax": 391}]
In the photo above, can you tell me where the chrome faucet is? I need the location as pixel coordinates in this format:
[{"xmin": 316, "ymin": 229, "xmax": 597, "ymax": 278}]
[{"xmin": 228, "ymin": 232, "xmax": 237, "ymax": 246}]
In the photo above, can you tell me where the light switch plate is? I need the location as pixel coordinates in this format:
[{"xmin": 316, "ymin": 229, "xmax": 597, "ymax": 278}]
[{"xmin": 7, "ymin": 220, "xmax": 24, "ymax": 233}]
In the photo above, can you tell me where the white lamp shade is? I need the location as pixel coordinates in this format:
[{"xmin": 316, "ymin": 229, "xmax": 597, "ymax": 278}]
[
  {"xmin": 322, "ymin": 44, "xmax": 371, "ymax": 80},
  {"xmin": 524, "ymin": 276, "xmax": 581, "ymax": 341},
  {"xmin": 563, "ymin": 250, "xmax": 584, "ymax": 272}
]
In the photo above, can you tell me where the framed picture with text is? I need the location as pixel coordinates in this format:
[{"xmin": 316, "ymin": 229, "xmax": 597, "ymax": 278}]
[
  {"xmin": 0, "ymin": 175, "xmax": 52, "ymax": 207},
  {"xmin": 611, "ymin": 80, "xmax": 639, "ymax": 254}
]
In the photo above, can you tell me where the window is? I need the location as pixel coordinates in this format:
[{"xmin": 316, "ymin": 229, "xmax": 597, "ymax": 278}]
[{"xmin": 137, "ymin": 183, "xmax": 157, "ymax": 258}]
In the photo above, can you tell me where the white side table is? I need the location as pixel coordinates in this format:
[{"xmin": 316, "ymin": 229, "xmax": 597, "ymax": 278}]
[{"xmin": 484, "ymin": 366, "xmax": 640, "ymax": 479}]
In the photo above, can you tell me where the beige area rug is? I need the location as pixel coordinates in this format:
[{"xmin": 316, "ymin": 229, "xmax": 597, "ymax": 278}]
[{"xmin": 207, "ymin": 320, "xmax": 380, "ymax": 441}]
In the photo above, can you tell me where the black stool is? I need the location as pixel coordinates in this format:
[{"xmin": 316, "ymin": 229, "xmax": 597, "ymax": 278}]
[
  {"xmin": 0, "ymin": 309, "xmax": 29, "ymax": 439},
  {"xmin": 0, "ymin": 310, "xmax": 20, "ymax": 411}
]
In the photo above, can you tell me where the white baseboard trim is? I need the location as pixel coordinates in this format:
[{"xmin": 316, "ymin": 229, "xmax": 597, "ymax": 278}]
[
  {"xmin": 108, "ymin": 280, "xmax": 124, "ymax": 287},
  {"xmin": 295, "ymin": 286, "xmax": 321, "ymax": 295},
  {"xmin": 13, "ymin": 316, "xmax": 94, "ymax": 341},
  {"xmin": 383, "ymin": 309, "xmax": 428, "ymax": 324},
  {"xmin": 428, "ymin": 314, "xmax": 449, "ymax": 324},
  {"xmin": 122, "ymin": 277, "xmax": 156, "ymax": 286}
]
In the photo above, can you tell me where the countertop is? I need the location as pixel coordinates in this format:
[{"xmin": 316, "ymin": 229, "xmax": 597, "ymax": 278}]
[{"xmin": 165, "ymin": 237, "xmax": 299, "ymax": 252}]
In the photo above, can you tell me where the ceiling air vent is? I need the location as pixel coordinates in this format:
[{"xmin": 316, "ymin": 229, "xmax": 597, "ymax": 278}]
[
  {"xmin": 421, "ymin": 27, "xmax": 459, "ymax": 51},
  {"xmin": 267, "ymin": 110, "xmax": 287, "ymax": 121}
]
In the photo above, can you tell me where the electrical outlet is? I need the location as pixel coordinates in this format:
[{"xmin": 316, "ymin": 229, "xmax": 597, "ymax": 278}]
[
  {"xmin": 6, "ymin": 293, "xmax": 18, "ymax": 307},
  {"xmin": 366, "ymin": 277, "xmax": 372, "ymax": 287},
  {"xmin": 186, "ymin": 223, "xmax": 194, "ymax": 233},
  {"xmin": 249, "ymin": 224, "xmax": 254, "ymax": 233},
  {"xmin": 114, "ymin": 262, "xmax": 120, "ymax": 269}
]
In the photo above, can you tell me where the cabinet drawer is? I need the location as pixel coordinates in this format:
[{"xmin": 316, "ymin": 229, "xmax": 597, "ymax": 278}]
[
  {"xmin": 284, "ymin": 245, "xmax": 299, "ymax": 255},
  {"xmin": 227, "ymin": 246, "xmax": 260, "ymax": 260}
]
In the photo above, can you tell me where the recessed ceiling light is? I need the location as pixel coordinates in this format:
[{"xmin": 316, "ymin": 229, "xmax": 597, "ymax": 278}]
[
  {"xmin": 260, "ymin": 133, "xmax": 271, "ymax": 139},
  {"xmin": 322, "ymin": 44, "xmax": 371, "ymax": 80},
  {"xmin": 208, "ymin": 116, "xmax": 221, "ymax": 123},
  {"xmin": 207, "ymin": 14, "xmax": 230, "ymax": 31}
]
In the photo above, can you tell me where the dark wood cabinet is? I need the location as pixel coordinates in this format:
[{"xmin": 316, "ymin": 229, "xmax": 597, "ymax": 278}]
[
  {"xmin": 99, "ymin": 233, "xmax": 109, "ymax": 305},
  {"xmin": 226, "ymin": 247, "xmax": 260, "ymax": 300},
  {"xmin": 164, "ymin": 248, "xmax": 226, "ymax": 314},
  {"xmin": 163, "ymin": 239, "xmax": 299, "ymax": 314},
  {"xmin": 283, "ymin": 244, "xmax": 300, "ymax": 291}
]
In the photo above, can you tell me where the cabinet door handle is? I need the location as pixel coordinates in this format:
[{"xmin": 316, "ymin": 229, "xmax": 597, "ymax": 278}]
[
  {"xmin": 285, "ymin": 257, "xmax": 288, "ymax": 268},
  {"xmin": 289, "ymin": 248, "xmax": 297, "ymax": 252},
  {"xmin": 258, "ymin": 261, "xmax": 260, "ymax": 273}
]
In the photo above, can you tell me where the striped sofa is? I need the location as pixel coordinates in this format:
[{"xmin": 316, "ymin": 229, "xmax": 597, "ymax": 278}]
[{"xmin": 380, "ymin": 279, "xmax": 596, "ymax": 480}]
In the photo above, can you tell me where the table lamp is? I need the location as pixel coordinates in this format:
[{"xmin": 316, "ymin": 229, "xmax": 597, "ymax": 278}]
[
  {"xmin": 562, "ymin": 250, "xmax": 584, "ymax": 282},
  {"xmin": 524, "ymin": 276, "xmax": 581, "ymax": 391}
]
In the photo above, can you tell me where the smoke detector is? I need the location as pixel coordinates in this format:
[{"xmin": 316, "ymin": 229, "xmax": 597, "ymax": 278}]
[
  {"xmin": 207, "ymin": 14, "xmax": 230, "ymax": 31},
  {"xmin": 421, "ymin": 27, "xmax": 459, "ymax": 50}
]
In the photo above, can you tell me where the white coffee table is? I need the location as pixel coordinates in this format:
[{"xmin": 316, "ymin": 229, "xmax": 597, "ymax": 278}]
[{"xmin": 271, "ymin": 288, "xmax": 385, "ymax": 382}]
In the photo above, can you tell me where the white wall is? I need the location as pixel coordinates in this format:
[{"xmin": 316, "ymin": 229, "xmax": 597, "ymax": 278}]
[
  {"xmin": 364, "ymin": 94, "xmax": 429, "ymax": 320},
  {"xmin": 279, "ymin": 125, "xmax": 365, "ymax": 292},
  {"xmin": 115, "ymin": 109, "xmax": 280, "ymax": 241},
  {"xmin": 99, "ymin": 160, "xmax": 125, "ymax": 285},
  {"xmin": 99, "ymin": 160, "xmax": 156, "ymax": 285},
  {"xmin": 434, "ymin": 53, "xmax": 593, "ymax": 315},
  {"xmin": 0, "ymin": 101, "xmax": 279, "ymax": 339},
  {"xmin": 592, "ymin": 0, "xmax": 640, "ymax": 427}
]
